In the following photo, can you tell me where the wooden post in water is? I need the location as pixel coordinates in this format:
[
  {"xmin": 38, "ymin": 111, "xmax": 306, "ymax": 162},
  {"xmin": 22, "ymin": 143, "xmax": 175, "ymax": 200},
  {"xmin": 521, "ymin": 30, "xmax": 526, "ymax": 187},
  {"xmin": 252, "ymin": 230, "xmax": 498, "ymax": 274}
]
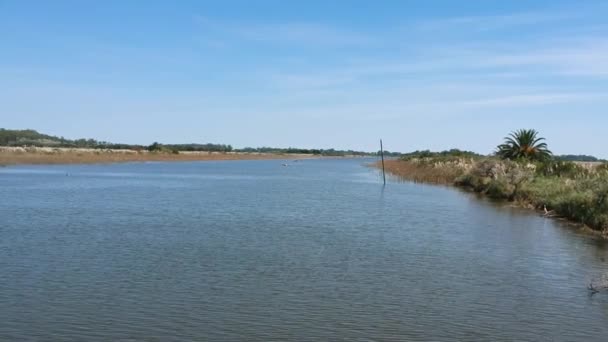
[{"xmin": 380, "ymin": 139, "xmax": 386, "ymax": 185}]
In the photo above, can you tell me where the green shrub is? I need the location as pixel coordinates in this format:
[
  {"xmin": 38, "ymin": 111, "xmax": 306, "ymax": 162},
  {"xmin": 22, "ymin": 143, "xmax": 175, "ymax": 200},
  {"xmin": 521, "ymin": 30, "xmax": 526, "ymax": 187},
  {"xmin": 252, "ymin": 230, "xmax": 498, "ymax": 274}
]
[
  {"xmin": 551, "ymin": 191, "xmax": 594, "ymax": 222},
  {"xmin": 455, "ymin": 173, "xmax": 490, "ymax": 192},
  {"xmin": 535, "ymin": 160, "xmax": 589, "ymax": 178},
  {"xmin": 148, "ymin": 142, "xmax": 162, "ymax": 152},
  {"xmin": 486, "ymin": 179, "xmax": 514, "ymax": 199}
]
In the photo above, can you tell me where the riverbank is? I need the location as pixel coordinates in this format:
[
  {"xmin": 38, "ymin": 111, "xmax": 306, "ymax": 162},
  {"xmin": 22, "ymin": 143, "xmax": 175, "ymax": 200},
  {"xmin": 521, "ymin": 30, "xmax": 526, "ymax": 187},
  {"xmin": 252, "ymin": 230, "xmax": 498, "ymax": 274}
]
[
  {"xmin": 0, "ymin": 146, "xmax": 318, "ymax": 166},
  {"xmin": 377, "ymin": 157, "xmax": 608, "ymax": 235}
]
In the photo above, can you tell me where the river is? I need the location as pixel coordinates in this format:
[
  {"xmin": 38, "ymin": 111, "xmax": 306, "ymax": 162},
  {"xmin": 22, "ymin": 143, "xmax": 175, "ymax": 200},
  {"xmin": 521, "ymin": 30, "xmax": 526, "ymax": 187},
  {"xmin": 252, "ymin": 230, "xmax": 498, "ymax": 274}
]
[{"xmin": 1, "ymin": 158, "xmax": 607, "ymax": 341}]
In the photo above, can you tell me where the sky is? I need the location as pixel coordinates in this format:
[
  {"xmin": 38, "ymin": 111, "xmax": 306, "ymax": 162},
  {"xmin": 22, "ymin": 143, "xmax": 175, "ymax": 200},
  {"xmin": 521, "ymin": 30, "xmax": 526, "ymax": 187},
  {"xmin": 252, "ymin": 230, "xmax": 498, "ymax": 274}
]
[{"xmin": 1, "ymin": 0, "xmax": 607, "ymax": 157}]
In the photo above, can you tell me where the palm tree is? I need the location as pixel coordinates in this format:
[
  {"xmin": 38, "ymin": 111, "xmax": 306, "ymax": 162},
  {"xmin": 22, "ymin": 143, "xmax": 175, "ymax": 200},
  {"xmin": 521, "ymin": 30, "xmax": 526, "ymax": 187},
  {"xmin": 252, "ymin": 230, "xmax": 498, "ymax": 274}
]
[{"xmin": 496, "ymin": 129, "xmax": 552, "ymax": 161}]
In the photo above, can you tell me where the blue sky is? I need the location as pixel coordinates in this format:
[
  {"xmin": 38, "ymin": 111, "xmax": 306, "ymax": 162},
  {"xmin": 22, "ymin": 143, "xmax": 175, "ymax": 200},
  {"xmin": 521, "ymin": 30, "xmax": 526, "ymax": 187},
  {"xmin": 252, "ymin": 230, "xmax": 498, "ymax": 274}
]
[{"xmin": 1, "ymin": 1, "xmax": 607, "ymax": 157}]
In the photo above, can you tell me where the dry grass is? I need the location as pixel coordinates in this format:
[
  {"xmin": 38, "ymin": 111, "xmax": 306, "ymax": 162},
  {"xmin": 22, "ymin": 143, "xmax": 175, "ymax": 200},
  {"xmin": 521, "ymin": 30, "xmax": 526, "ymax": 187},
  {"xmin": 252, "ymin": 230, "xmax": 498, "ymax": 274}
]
[
  {"xmin": 0, "ymin": 147, "xmax": 316, "ymax": 166},
  {"xmin": 379, "ymin": 159, "xmax": 470, "ymax": 184},
  {"xmin": 376, "ymin": 158, "xmax": 608, "ymax": 234}
]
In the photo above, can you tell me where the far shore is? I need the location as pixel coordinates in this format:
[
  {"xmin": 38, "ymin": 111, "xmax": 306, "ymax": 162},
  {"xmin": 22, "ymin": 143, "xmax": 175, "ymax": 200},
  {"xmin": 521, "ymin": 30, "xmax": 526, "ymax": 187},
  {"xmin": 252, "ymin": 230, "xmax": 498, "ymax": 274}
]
[{"xmin": 0, "ymin": 146, "xmax": 321, "ymax": 166}]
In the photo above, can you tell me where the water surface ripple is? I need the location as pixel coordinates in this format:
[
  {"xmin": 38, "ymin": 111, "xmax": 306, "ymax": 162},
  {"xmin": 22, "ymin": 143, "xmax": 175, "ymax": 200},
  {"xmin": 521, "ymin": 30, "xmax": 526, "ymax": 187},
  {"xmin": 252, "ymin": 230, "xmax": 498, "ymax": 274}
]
[{"xmin": 1, "ymin": 159, "xmax": 607, "ymax": 341}]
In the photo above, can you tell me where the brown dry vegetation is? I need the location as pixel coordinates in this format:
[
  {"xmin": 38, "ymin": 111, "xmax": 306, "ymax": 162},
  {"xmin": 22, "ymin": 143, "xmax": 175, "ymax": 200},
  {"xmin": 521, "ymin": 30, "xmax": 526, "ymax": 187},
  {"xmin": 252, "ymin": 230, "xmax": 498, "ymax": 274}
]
[
  {"xmin": 0, "ymin": 147, "xmax": 315, "ymax": 166},
  {"xmin": 380, "ymin": 159, "xmax": 473, "ymax": 184}
]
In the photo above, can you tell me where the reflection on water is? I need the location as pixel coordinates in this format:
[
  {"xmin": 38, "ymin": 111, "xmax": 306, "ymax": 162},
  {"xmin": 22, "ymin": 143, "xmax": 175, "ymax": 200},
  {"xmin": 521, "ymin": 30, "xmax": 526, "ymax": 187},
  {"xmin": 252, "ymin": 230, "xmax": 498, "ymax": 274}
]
[{"xmin": 1, "ymin": 159, "xmax": 607, "ymax": 341}]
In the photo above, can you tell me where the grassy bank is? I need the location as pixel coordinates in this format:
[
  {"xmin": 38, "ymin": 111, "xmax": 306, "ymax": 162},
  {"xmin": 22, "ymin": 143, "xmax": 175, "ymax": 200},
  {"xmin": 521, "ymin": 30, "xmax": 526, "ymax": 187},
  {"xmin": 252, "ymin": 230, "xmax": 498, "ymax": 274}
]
[
  {"xmin": 379, "ymin": 157, "xmax": 608, "ymax": 233},
  {"xmin": 0, "ymin": 146, "xmax": 317, "ymax": 166}
]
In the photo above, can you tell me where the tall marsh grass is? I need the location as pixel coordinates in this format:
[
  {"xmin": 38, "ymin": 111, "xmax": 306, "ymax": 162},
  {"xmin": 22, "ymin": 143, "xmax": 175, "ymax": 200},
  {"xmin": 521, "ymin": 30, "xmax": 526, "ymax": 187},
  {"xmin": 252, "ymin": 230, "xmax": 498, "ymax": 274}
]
[{"xmin": 381, "ymin": 157, "xmax": 608, "ymax": 232}]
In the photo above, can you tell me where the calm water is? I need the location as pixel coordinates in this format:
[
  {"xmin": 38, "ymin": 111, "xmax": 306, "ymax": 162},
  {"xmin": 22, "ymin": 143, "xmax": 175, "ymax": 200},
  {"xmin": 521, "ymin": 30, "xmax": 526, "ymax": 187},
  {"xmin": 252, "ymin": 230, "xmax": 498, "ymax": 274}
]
[{"xmin": 1, "ymin": 158, "xmax": 608, "ymax": 341}]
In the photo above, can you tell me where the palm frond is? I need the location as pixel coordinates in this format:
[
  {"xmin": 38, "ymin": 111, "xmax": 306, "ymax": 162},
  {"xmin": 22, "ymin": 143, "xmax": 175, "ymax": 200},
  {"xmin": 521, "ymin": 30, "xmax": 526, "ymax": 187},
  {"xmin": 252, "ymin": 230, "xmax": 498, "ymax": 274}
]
[{"xmin": 496, "ymin": 129, "xmax": 552, "ymax": 161}]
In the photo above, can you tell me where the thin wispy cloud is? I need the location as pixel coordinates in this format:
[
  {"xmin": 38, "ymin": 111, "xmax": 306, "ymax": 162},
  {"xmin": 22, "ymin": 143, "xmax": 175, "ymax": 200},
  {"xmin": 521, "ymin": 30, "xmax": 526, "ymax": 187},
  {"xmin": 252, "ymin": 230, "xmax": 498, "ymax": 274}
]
[
  {"xmin": 234, "ymin": 22, "xmax": 375, "ymax": 46},
  {"xmin": 414, "ymin": 10, "xmax": 576, "ymax": 32},
  {"xmin": 269, "ymin": 73, "xmax": 357, "ymax": 89},
  {"xmin": 480, "ymin": 39, "xmax": 608, "ymax": 76},
  {"xmin": 455, "ymin": 93, "xmax": 605, "ymax": 108},
  {"xmin": 194, "ymin": 15, "xmax": 375, "ymax": 46},
  {"xmin": 262, "ymin": 31, "xmax": 608, "ymax": 95}
]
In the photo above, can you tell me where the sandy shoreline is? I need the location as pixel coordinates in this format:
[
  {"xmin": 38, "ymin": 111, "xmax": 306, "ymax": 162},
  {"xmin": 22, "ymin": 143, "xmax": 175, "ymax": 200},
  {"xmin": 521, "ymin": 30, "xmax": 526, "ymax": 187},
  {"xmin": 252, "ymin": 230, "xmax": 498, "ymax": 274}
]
[{"xmin": 0, "ymin": 146, "xmax": 318, "ymax": 166}]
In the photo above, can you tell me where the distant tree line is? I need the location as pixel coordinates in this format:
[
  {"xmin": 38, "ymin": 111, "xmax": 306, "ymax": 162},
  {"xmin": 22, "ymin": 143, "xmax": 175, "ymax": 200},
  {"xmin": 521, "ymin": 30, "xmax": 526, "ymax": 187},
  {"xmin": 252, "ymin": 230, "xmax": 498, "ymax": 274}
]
[
  {"xmin": 4, "ymin": 128, "xmax": 603, "ymax": 161},
  {"xmin": 555, "ymin": 154, "xmax": 606, "ymax": 162},
  {"xmin": 0, "ymin": 129, "xmax": 144, "ymax": 149},
  {"xmin": 233, "ymin": 147, "xmax": 391, "ymax": 157},
  {"xmin": 0, "ymin": 129, "xmax": 62, "ymax": 146},
  {"xmin": 235, "ymin": 147, "xmax": 322, "ymax": 154},
  {"xmin": 162, "ymin": 143, "xmax": 233, "ymax": 152},
  {"xmin": 400, "ymin": 149, "xmax": 483, "ymax": 160},
  {"xmin": 0, "ymin": 128, "xmax": 392, "ymax": 156},
  {"xmin": 400, "ymin": 145, "xmax": 606, "ymax": 163}
]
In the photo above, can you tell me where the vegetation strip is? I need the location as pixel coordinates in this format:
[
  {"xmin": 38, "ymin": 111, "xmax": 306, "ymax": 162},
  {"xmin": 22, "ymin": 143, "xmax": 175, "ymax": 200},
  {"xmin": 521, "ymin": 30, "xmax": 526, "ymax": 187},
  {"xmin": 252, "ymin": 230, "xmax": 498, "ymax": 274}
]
[
  {"xmin": 0, "ymin": 147, "xmax": 321, "ymax": 166},
  {"xmin": 378, "ymin": 129, "xmax": 608, "ymax": 234},
  {"xmin": 0, "ymin": 128, "xmax": 401, "ymax": 157}
]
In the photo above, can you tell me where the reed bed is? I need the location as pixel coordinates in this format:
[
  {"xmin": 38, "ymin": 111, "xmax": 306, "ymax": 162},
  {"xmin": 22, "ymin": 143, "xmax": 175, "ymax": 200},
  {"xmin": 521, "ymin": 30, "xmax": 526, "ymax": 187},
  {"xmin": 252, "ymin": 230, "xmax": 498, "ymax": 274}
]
[{"xmin": 378, "ymin": 157, "xmax": 608, "ymax": 233}]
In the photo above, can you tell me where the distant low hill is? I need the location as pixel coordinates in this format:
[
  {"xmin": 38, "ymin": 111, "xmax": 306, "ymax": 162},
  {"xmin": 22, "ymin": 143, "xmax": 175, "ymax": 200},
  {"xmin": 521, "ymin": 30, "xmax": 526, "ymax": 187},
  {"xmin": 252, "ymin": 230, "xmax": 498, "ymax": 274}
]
[
  {"xmin": 0, "ymin": 129, "xmax": 66, "ymax": 147},
  {"xmin": 0, "ymin": 128, "xmax": 385, "ymax": 156},
  {"xmin": 555, "ymin": 154, "xmax": 606, "ymax": 162}
]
